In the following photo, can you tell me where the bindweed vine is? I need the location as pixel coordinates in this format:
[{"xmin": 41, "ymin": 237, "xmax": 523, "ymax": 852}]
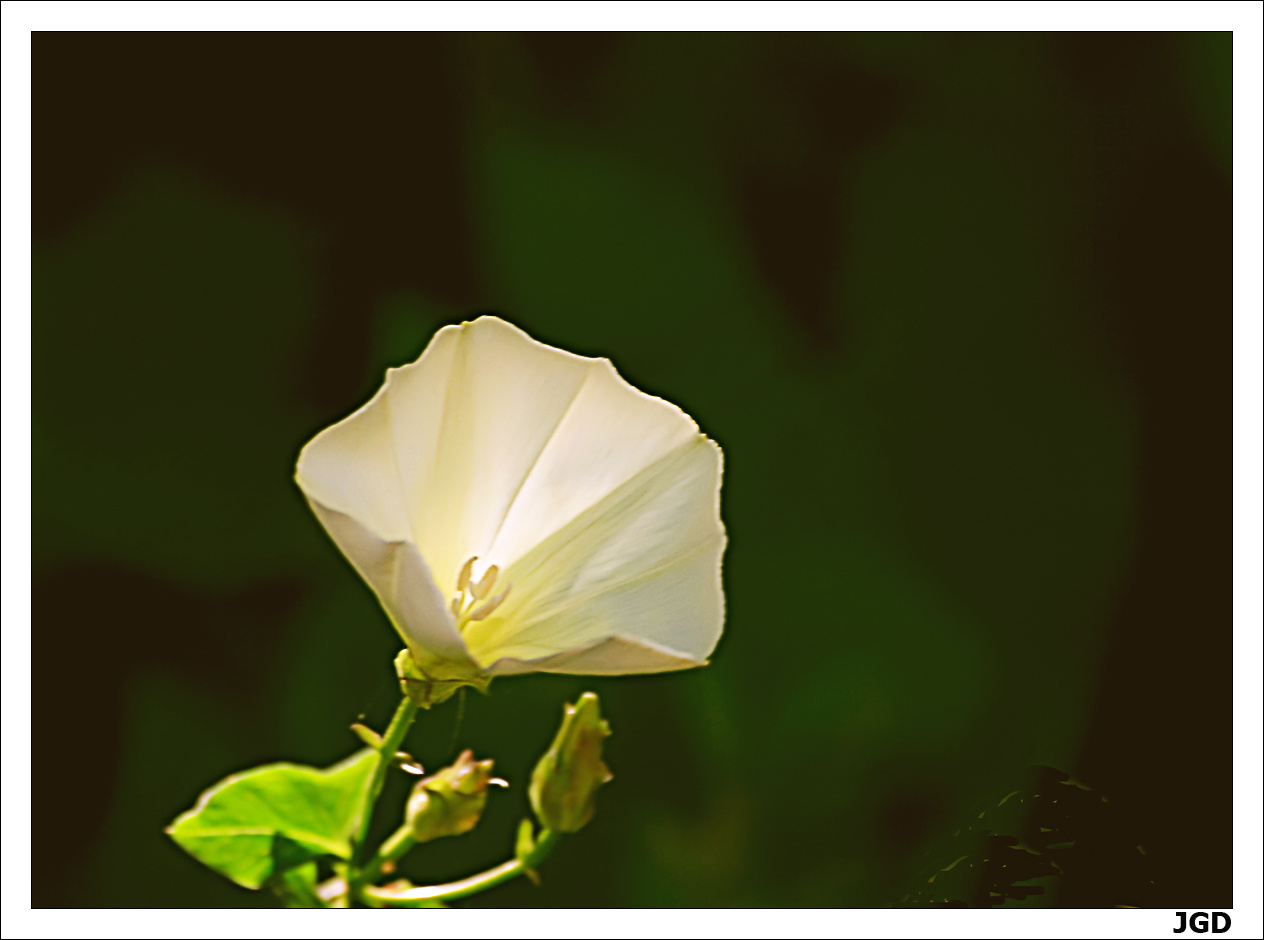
[{"xmin": 166, "ymin": 317, "xmax": 727, "ymax": 906}]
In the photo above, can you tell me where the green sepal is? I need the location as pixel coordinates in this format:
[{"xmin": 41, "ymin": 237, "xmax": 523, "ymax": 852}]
[
  {"xmin": 350, "ymin": 722, "xmax": 383, "ymax": 749},
  {"xmin": 394, "ymin": 648, "xmax": 489, "ymax": 708},
  {"xmin": 166, "ymin": 748, "xmax": 378, "ymax": 889}
]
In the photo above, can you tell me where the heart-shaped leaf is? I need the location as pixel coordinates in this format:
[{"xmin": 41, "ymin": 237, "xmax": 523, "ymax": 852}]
[{"xmin": 166, "ymin": 748, "xmax": 378, "ymax": 889}]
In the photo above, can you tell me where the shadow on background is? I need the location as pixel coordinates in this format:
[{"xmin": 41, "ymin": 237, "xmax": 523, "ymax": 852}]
[{"xmin": 31, "ymin": 32, "xmax": 1230, "ymax": 908}]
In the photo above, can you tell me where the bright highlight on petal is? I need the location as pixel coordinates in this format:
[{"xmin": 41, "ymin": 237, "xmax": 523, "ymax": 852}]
[{"xmin": 296, "ymin": 317, "xmax": 726, "ymax": 683}]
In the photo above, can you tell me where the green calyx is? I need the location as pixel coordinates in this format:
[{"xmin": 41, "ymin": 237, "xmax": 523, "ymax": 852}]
[
  {"xmin": 529, "ymin": 692, "xmax": 613, "ymax": 834},
  {"xmin": 394, "ymin": 649, "xmax": 489, "ymax": 708}
]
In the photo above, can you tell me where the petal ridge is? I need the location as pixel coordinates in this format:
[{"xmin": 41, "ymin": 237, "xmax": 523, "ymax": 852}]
[
  {"xmin": 466, "ymin": 435, "xmax": 723, "ymax": 664},
  {"xmin": 480, "ymin": 360, "xmax": 598, "ymax": 561}
]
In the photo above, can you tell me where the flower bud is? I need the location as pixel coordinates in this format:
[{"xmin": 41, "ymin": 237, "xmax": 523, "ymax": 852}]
[
  {"xmin": 529, "ymin": 692, "xmax": 613, "ymax": 834},
  {"xmin": 406, "ymin": 750, "xmax": 497, "ymax": 843}
]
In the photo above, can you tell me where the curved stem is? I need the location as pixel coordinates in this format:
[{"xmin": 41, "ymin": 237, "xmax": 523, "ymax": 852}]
[
  {"xmin": 360, "ymin": 822, "xmax": 417, "ymax": 885},
  {"xmin": 348, "ymin": 695, "xmax": 419, "ymax": 882},
  {"xmin": 359, "ymin": 829, "xmax": 562, "ymax": 907}
]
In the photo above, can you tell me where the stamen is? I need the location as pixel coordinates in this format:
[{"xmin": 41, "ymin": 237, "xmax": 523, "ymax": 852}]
[
  {"xmin": 468, "ymin": 584, "xmax": 511, "ymax": 622},
  {"xmin": 456, "ymin": 556, "xmax": 477, "ymax": 593},
  {"xmin": 471, "ymin": 564, "xmax": 500, "ymax": 600}
]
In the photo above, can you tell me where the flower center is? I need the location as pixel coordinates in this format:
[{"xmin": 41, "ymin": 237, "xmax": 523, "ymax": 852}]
[{"xmin": 450, "ymin": 556, "xmax": 511, "ymax": 630}]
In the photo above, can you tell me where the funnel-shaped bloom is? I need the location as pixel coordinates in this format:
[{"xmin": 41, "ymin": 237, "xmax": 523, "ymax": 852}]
[{"xmin": 296, "ymin": 317, "xmax": 725, "ymax": 684}]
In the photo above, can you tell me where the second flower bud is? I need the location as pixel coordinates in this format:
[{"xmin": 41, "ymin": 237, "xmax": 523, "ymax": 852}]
[{"xmin": 406, "ymin": 749, "xmax": 502, "ymax": 843}]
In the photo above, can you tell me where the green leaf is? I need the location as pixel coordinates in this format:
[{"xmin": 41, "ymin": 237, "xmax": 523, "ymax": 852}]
[
  {"xmin": 268, "ymin": 862, "xmax": 323, "ymax": 908},
  {"xmin": 166, "ymin": 748, "xmax": 378, "ymax": 889}
]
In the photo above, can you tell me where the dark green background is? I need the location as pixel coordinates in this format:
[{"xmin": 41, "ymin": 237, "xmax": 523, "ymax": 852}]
[{"xmin": 32, "ymin": 32, "xmax": 1231, "ymax": 908}]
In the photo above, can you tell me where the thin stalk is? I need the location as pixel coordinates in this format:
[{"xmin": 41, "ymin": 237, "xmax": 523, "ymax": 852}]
[
  {"xmin": 360, "ymin": 822, "xmax": 417, "ymax": 885},
  {"xmin": 348, "ymin": 695, "xmax": 419, "ymax": 882},
  {"xmin": 359, "ymin": 829, "xmax": 562, "ymax": 907}
]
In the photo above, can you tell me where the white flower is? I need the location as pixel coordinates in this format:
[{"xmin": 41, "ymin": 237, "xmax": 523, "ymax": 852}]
[{"xmin": 295, "ymin": 317, "xmax": 725, "ymax": 684}]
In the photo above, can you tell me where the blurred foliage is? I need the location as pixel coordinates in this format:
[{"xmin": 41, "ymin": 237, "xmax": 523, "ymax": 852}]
[
  {"xmin": 902, "ymin": 765, "xmax": 1155, "ymax": 908},
  {"xmin": 31, "ymin": 32, "xmax": 1230, "ymax": 907}
]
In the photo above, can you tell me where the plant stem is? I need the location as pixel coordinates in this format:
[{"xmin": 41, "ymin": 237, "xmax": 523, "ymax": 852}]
[
  {"xmin": 360, "ymin": 822, "xmax": 417, "ymax": 885},
  {"xmin": 359, "ymin": 829, "xmax": 562, "ymax": 907},
  {"xmin": 348, "ymin": 694, "xmax": 419, "ymax": 884}
]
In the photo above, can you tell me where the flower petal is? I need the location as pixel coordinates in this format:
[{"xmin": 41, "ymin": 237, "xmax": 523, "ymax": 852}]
[
  {"xmin": 299, "ymin": 503, "xmax": 479, "ymax": 680},
  {"xmin": 295, "ymin": 341, "xmax": 477, "ymax": 678},
  {"xmin": 485, "ymin": 635, "xmax": 704, "ymax": 677},
  {"xmin": 482, "ymin": 354, "xmax": 704, "ymax": 570},
  {"xmin": 295, "ymin": 360, "xmax": 419, "ymax": 546},
  {"xmin": 393, "ymin": 318, "xmax": 601, "ymax": 597},
  {"xmin": 463, "ymin": 436, "xmax": 725, "ymax": 669}
]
